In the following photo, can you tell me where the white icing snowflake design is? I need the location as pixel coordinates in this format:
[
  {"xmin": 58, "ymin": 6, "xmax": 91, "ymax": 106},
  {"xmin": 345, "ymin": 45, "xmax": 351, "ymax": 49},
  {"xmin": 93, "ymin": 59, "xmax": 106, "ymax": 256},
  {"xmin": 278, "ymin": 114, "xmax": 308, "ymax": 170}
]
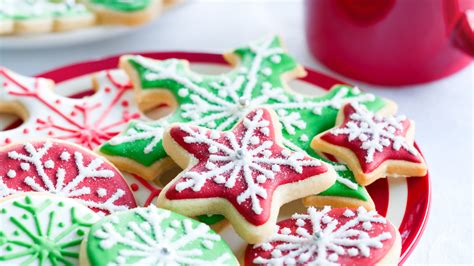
[
  {"xmin": 0, "ymin": 141, "xmax": 132, "ymax": 214},
  {"xmin": 173, "ymin": 109, "xmax": 324, "ymax": 215},
  {"xmin": 253, "ymin": 206, "xmax": 393, "ymax": 265},
  {"xmin": 331, "ymin": 103, "xmax": 417, "ymax": 163},
  {"xmin": 93, "ymin": 206, "xmax": 233, "ymax": 265},
  {"xmin": 107, "ymin": 36, "xmax": 376, "ymax": 154}
]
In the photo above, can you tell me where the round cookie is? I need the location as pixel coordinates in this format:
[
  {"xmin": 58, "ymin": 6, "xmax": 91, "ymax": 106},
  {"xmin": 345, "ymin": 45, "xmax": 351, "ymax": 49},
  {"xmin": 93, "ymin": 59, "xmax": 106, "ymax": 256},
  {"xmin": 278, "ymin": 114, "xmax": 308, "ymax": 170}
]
[
  {"xmin": 0, "ymin": 193, "xmax": 101, "ymax": 265},
  {"xmin": 244, "ymin": 206, "xmax": 401, "ymax": 265},
  {"xmin": 81, "ymin": 205, "xmax": 238, "ymax": 266},
  {"xmin": 0, "ymin": 139, "xmax": 137, "ymax": 215}
]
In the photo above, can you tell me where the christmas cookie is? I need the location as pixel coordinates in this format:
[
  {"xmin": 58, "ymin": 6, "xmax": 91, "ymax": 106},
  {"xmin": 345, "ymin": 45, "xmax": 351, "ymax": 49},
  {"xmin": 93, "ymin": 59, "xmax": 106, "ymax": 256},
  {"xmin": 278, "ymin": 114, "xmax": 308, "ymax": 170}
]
[
  {"xmin": 0, "ymin": 140, "xmax": 137, "ymax": 215},
  {"xmin": 158, "ymin": 108, "xmax": 337, "ymax": 243},
  {"xmin": 0, "ymin": 0, "xmax": 164, "ymax": 35},
  {"xmin": 312, "ymin": 103, "xmax": 427, "ymax": 186},
  {"xmin": 0, "ymin": 193, "xmax": 101, "ymax": 265},
  {"xmin": 99, "ymin": 35, "xmax": 394, "ymax": 210},
  {"xmin": 83, "ymin": 0, "xmax": 163, "ymax": 26},
  {"xmin": 0, "ymin": 67, "xmax": 143, "ymax": 149},
  {"xmin": 245, "ymin": 206, "xmax": 401, "ymax": 265},
  {"xmin": 81, "ymin": 205, "xmax": 238, "ymax": 266}
]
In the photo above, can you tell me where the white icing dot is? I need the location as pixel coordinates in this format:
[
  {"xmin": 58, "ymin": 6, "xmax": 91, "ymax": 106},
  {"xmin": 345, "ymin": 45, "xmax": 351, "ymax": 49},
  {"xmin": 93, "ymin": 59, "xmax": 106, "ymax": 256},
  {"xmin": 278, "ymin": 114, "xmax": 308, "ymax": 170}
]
[
  {"xmin": 178, "ymin": 88, "xmax": 189, "ymax": 97},
  {"xmin": 20, "ymin": 163, "xmax": 30, "ymax": 171},
  {"xmin": 214, "ymin": 176, "xmax": 226, "ymax": 184},
  {"xmin": 281, "ymin": 227, "xmax": 291, "ymax": 235},
  {"xmin": 7, "ymin": 170, "xmax": 16, "ymax": 178},
  {"xmin": 208, "ymin": 146, "xmax": 218, "ymax": 153},
  {"xmin": 299, "ymin": 134, "xmax": 309, "ymax": 142},
  {"xmin": 271, "ymin": 55, "xmax": 281, "ymax": 63},
  {"xmin": 239, "ymin": 67, "xmax": 248, "ymax": 73},
  {"xmin": 250, "ymin": 136, "xmax": 260, "ymax": 145},
  {"xmin": 271, "ymin": 249, "xmax": 282, "ymax": 258},
  {"xmin": 255, "ymin": 174, "xmax": 267, "ymax": 183},
  {"xmin": 60, "ymin": 151, "xmax": 71, "ymax": 161},
  {"xmin": 262, "ymin": 67, "xmax": 272, "ymax": 76},
  {"xmin": 328, "ymin": 253, "xmax": 339, "ymax": 262},
  {"xmin": 363, "ymin": 221, "xmax": 372, "ymax": 230},
  {"xmin": 97, "ymin": 188, "xmax": 107, "ymax": 198},
  {"xmin": 170, "ymin": 220, "xmax": 181, "ymax": 228},
  {"xmin": 202, "ymin": 240, "xmax": 214, "ymax": 249},
  {"xmin": 281, "ymin": 149, "xmax": 291, "ymax": 157},
  {"xmin": 117, "ymin": 256, "xmax": 126, "ymax": 264},
  {"xmin": 322, "ymin": 216, "xmax": 332, "ymax": 224},
  {"xmin": 207, "ymin": 121, "xmax": 216, "ymax": 128},
  {"xmin": 260, "ymin": 127, "xmax": 270, "ymax": 136},
  {"xmin": 44, "ymin": 160, "xmax": 55, "ymax": 169},
  {"xmin": 296, "ymin": 218, "xmax": 305, "ymax": 227},
  {"xmin": 343, "ymin": 209, "xmax": 355, "ymax": 217},
  {"xmin": 111, "ymin": 216, "xmax": 120, "ymax": 224},
  {"xmin": 271, "ymin": 164, "xmax": 281, "ymax": 172},
  {"xmin": 261, "ymin": 243, "xmax": 273, "ymax": 251},
  {"xmin": 348, "ymin": 248, "xmax": 359, "ymax": 256}
]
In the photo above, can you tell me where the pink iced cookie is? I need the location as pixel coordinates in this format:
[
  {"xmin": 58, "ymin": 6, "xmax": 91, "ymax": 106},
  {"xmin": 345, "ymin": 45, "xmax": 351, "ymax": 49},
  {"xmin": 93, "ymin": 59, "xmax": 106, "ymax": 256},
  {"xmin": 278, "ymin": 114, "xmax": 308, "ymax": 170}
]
[{"xmin": 0, "ymin": 140, "xmax": 137, "ymax": 215}]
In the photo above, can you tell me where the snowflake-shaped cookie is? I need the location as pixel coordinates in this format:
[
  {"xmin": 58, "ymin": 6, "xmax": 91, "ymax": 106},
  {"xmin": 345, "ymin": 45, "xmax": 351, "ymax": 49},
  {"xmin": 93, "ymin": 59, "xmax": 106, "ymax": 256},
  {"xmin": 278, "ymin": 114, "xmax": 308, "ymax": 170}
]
[
  {"xmin": 158, "ymin": 108, "xmax": 337, "ymax": 243},
  {"xmin": 100, "ymin": 35, "xmax": 392, "ymax": 209},
  {"xmin": 245, "ymin": 206, "xmax": 401, "ymax": 266},
  {"xmin": 84, "ymin": 205, "xmax": 238, "ymax": 265},
  {"xmin": 0, "ymin": 140, "xmax": 137, "ymax": 215},
  {"xmin": 312, "ymin": 103, "xmax": 427, "ymax": 185},
  {"xmin": 0, "ymin": 193, "xmax": 100, "ymax": 265},
  {"xmin": 0, "ymin": 67, "xmax": 142, "ymax": 149}
]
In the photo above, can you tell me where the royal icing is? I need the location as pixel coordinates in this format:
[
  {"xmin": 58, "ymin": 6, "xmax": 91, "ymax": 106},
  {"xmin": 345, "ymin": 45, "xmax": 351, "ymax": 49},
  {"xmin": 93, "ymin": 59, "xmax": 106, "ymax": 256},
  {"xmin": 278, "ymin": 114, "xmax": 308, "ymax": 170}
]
[
  {"xmin": 0, "ymin": 140, "xmax": 137, "ymax": 215},
  {"xmin": 161, "ymin": 108, "xmax": 332, "ymax": 225},
  {"xmin": 100, "ymin": 36, "xmax": 389, "ymax": 205},
  {"xmin": 0, "ymin": 194, "xmax": 100, "ymax": 265},
  {"xmin": 319, "ymin": 103, "xmax": 422, "ymax": 173},
  {"xmin": 123, "ymin": 173, "xmax": 162, "ymax": 207},
  {"xmin": 86, "ymin": 205, "xmax": 238, "ymax": 265},
  {"xmin": 0, "ymin": 68, "xmax": 143, "ymax": 149},
  {"xmin": 246, "ymin": 206, "xmax": 397, "ymax": 265},
  {"xmin": 89, "ymin": 0, "xmax": 153, "ymax": 12},
  {"xmin": 0, "ymin": 0, "xmax": 91, "ymax": 20}
]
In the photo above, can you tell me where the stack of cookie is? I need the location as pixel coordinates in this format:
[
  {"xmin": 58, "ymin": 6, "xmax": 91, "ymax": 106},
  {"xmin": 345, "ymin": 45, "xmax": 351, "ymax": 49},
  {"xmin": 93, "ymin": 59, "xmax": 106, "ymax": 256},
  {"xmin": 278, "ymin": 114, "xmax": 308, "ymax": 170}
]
[
  {"xmin": 0, "ymin": 36, "xmax": 428, "ymax": 265},
  {"xmin": 0, "ymin": 0, "xmax": 175, "ymax": 35}
]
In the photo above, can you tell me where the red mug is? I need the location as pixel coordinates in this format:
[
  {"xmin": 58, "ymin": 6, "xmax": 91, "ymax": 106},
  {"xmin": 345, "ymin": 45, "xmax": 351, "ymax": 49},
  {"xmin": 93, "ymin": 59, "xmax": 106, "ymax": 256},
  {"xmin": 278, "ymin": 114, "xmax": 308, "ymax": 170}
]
[{"xmin": 305, "ymin": 0, "xmax": 474, "ymax": 85}]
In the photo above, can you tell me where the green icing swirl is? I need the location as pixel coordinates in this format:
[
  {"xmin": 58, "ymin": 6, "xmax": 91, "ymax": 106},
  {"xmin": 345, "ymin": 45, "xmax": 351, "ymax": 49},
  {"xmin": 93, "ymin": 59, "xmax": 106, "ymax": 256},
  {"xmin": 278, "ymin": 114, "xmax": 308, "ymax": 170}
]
[{"xmin": 86, "ymin": 206, "xmax": 238, "ymax": 265}]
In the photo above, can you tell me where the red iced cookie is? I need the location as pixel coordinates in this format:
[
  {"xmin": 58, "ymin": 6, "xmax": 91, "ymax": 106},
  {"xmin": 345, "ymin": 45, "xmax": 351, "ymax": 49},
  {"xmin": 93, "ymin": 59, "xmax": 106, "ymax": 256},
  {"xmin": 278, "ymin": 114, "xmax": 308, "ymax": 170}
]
[
  {"xmin": 0, "ymin": 139, "xmax": 137, "ymax": 215},
  {"xmin": 245, "ymin": 206, "xmax": 401, "ymax": 265}
]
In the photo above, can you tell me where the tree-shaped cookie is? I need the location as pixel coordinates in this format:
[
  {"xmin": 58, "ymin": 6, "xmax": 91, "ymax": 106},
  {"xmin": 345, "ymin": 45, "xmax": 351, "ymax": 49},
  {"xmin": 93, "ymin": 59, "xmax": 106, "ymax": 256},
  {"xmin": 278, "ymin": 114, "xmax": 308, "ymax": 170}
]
[
  {"xmin": 82, "ymin": 205, "xmax": 238, "ymax": 265},
  {"xmin": 0, "ymin": 193, "xmax": 101, "ymax": 265},
  {"xmin": 245, "ymin": 206, "xmax": 401, "ymax": 265},
  {"xmin": 99, "ymin": 36, "xmax": 394, "ymax": 209},
  {"xmin": 0, "ymin": 140, "xmax": 137, "ymax": 215},
  {"xmin": 312, "ymin": 103, "xmax": 427, "ymax": 185},
  {"xmin": 158, "ymin": 108, "xmax": 337, "ymax": 243}
]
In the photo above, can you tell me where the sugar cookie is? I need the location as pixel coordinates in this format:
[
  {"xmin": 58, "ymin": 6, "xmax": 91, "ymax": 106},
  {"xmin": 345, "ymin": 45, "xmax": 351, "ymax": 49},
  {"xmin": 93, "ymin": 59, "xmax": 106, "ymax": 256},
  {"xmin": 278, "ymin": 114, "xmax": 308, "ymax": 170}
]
[
  {"xmin": 158, "ymin": 108, "xmax": 337, "ymax": 243},
  {"xmin": 0, "ymin": 193, "xmax": 100, "ymax": 265},
  {"xmin": 100, "ymin": 36, "xmax": 394, "ymax": 210},
  {"xmin": 0, "ymin": 139, "xmax": 137, "ymax": 215},
  {"xmin": 245, "ymin": 206, "xmax": 401, "ymax": 265},
  {"xmin": 81, "ymin": 205, "xmax": 238, "ymax": 266},
  {"xmin": 312, "ymin": 103, "xmax": 427, "ymax": 186}
]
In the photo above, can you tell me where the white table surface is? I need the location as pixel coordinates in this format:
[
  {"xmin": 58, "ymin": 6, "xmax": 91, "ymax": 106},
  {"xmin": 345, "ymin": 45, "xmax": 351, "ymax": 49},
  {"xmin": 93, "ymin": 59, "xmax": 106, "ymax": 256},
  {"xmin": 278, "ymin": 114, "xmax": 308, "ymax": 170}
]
[{"xmin": 0, "ymin": 0, "xmax": 473, "ymax": 264}]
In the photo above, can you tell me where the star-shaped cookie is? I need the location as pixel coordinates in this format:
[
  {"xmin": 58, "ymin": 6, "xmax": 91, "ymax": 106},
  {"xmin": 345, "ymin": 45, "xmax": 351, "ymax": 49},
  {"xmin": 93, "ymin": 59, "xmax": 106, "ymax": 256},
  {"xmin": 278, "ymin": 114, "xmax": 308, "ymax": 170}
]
[
  {"xmin": 312, "ymin": 103, "xmax": 427, "ymax": 185},
  {"xmin": 158, "ymin": 108, "xmax": 337, "ymax": 243}
]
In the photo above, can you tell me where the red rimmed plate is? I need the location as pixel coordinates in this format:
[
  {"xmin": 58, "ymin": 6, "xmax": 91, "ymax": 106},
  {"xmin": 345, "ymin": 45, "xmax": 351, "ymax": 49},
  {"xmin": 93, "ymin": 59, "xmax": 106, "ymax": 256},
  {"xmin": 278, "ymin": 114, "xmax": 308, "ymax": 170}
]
[{"xmin": 0, "ymin": 52, "xmax": 430, "ymax": 264}]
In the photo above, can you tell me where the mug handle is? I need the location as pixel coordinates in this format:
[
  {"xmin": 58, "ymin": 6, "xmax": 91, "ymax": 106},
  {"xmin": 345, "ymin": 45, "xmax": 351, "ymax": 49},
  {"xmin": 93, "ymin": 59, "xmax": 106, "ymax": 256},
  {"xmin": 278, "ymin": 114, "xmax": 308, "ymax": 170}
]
[{"xmin": 452, "ymin": 10, "xmax": 474, "ymax": 57}]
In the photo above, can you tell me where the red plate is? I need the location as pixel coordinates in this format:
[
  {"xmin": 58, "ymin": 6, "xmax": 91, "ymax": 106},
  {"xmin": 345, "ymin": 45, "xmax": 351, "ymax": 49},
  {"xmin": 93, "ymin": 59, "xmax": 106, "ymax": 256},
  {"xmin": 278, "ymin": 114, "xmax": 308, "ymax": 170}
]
[{"xmin": 4, "ymin": 52, "xmax": 430, "ymax": 264}]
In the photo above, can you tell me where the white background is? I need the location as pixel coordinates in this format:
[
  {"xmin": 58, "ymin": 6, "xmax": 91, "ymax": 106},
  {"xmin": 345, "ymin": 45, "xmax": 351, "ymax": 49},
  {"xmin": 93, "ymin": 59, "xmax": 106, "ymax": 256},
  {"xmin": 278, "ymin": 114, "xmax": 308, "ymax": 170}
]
[{"xmin": 0, "ymin": 0, "xmax": 473, "ymax": 264}]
